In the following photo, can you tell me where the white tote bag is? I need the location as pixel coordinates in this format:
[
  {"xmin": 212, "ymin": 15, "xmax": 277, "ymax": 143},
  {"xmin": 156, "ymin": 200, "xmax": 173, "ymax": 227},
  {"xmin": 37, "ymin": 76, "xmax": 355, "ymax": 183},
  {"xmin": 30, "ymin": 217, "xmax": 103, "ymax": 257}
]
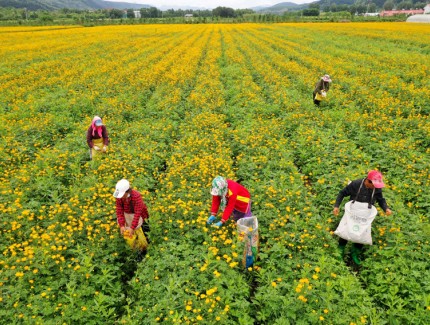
[{"xmin": 334, "ymin": 201, "xmax": 377, "ymax": 245}]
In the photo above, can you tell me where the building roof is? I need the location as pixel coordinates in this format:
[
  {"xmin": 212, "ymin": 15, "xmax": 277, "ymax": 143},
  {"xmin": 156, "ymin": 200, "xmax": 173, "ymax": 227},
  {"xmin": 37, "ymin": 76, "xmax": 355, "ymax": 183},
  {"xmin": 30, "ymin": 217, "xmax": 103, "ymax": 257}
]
[{"xmin": 380, "ymin": 9, "xmax": 424, "ymax": 16}]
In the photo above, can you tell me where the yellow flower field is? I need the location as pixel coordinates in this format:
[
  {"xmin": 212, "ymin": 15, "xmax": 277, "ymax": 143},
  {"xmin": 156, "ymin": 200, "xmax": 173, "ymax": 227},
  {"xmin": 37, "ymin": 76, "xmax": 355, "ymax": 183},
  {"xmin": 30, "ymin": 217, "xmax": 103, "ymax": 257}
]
[{"xmin": 0, "ymin": 23, "xmax": 429, "ymax": 324}]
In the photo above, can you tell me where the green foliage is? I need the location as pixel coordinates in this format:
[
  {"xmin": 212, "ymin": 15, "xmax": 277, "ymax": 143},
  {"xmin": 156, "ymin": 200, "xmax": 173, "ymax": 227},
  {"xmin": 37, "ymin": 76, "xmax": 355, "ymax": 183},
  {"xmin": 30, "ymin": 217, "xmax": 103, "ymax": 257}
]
[{"xmin": 1, "ymin": 23, "xmax": 429, "ymax": 324}]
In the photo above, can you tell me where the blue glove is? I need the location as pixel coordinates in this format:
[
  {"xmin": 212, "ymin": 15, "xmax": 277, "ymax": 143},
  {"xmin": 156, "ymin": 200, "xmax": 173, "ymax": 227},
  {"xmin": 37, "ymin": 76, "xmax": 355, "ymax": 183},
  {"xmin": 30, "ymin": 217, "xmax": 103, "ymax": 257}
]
[
  {"xmin": 207, "ymin": 215, "xmax": 217, "ymax": 225},
  {"xmin": 213, "ymin": 221, "xmax": 223, "ymax": 228}
]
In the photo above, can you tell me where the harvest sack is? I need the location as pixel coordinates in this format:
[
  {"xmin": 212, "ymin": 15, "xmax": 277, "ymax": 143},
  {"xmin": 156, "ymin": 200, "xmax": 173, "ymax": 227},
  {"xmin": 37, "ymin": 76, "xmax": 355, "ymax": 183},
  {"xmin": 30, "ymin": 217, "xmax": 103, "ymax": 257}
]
[
  {"xmin": 237, "ymin": 216, "xmax": 259, "ymax": 268},
  {"xmin": 334, "ymin": 201, "xmax": 377, "ymax": 245},
  {"xmin": 90, "ymin": 138, "xmax": 104, "ymax": 160},
  {"xmin": 315, "ymin": 92, "xmax": 325, "ymax": 101},
  {"xmin": 122, "ymin": 212, "xmax": 148, "ymax": 251},
  {"xmin": 123, "ymin": 227, "xmax": 148, "ymax": 251}
]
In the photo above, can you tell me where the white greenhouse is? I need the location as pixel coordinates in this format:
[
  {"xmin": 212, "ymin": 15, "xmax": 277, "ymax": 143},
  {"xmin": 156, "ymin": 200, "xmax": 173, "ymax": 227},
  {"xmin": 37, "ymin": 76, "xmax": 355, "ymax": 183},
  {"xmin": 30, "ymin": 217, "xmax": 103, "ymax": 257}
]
[{"xmin": 406, "ymin": 14, "xmax": 430, "ymax": 23}]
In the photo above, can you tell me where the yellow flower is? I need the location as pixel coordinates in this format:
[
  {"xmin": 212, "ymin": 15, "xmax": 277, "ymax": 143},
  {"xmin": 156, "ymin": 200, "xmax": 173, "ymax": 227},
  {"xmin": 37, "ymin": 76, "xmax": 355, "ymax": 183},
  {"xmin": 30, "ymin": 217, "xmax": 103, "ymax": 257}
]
[
  {"xmin": 271, "ymin": 282, "xmax": 277, "ymax": 288},
  {"xmin": 298, "ymin": 295, "xmax": 307, "ymax": 303}
]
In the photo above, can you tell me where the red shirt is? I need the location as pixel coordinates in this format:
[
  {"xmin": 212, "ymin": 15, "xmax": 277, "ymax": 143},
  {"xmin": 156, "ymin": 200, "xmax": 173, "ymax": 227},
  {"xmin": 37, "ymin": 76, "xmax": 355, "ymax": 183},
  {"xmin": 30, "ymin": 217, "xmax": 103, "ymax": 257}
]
[
  {"xmin": 211, "ymin": 180, "xmax": 251, "ymax": 222},
  {"xmin": 116, "ymin": 189, "xmax": 149, "ymax": 229}
]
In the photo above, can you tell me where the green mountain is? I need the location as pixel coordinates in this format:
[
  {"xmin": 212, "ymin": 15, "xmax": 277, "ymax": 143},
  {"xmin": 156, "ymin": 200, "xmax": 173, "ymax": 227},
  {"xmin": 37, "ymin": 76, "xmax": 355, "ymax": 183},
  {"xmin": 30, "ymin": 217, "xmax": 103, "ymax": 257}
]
[
  {"xmin": 256, "ymin": 2, "xmax": 309, "ymax": 13},
  {"xmin": 0, "ymin": 0, "xmax": 149, "ymax": 10},
  {"xmin": 318, "ymin": 0, "xmax": 356, "ymax": 6}
]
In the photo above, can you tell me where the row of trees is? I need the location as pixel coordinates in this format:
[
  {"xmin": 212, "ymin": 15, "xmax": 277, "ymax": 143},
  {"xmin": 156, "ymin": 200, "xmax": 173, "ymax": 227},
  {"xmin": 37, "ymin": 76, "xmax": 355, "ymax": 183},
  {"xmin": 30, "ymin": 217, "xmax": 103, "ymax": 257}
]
[
  {"xmin": 382, "ymin": 0, "xmax": 427, "ymax": 10},
  {"xmin": 0, "ymin": 6, "xmax": 258, "ymax": 21},
  {"xmin": 130, "ymin": 7, "xmax": 255, "ymax": 18},
  {"xmin": 302, "ymin": 1, "xmax": 427, "ymax": 16},
  {"xmin": 319, "ymin": 0, "xmax": 427, "ymax": 11}
]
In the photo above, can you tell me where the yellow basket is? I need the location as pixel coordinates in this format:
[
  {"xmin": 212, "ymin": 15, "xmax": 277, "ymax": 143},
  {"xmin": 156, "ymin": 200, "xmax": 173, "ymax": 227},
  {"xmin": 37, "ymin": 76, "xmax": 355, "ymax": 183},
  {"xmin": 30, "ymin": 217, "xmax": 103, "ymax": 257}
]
[{"xmin": 124, "ymin": 228, "xmax": 148, "ymax": 251}]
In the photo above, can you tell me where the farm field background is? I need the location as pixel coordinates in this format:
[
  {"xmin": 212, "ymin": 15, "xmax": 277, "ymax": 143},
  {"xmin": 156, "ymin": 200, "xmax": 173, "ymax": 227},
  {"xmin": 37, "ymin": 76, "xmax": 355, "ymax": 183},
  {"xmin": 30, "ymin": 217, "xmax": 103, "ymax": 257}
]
[{"xmin": 0, "ymin": 22, "xmax": 429, "ymax": 324}]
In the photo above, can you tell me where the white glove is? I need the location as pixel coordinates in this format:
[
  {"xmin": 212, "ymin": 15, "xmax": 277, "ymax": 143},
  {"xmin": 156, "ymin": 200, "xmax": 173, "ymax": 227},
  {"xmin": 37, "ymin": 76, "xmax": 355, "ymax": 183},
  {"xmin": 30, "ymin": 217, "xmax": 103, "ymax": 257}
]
[
  {"xmin": 94, "ymin": 145, "xmax": 100, "ymax": 151},
  {"xmin": 102, "ymin": 146, "xmax": 107, "ymax": 152}
]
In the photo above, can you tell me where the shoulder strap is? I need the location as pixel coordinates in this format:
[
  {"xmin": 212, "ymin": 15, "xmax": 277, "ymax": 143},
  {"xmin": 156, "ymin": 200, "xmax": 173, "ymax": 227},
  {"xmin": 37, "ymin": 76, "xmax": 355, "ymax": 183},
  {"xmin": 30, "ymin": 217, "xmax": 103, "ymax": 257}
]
[
  {"xmin": 352, "ymin": 179, "xmax": 374, "ymax": 209},
  {"xmin": 352, "ymin": 179, "xmax": 364, "ymax": 204}
]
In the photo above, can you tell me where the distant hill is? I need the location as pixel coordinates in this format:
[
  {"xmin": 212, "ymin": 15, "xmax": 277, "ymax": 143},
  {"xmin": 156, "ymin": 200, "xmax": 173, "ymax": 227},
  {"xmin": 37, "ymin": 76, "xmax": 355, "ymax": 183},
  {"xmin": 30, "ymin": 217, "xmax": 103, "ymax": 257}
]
[
  {"xmin": 318, "ymin": 0, "xmax": 356, "ymax": 6},
  {"xmin": 255, "ymin": 0, "xmax": 381, "ymax": 13},
  {"xmin": 255, "ymin": 1, "xmax": 312, "ymax": 13},
  {"xmin": 0, "ymin": 0, "xmax": 150, "ymax": 10}
]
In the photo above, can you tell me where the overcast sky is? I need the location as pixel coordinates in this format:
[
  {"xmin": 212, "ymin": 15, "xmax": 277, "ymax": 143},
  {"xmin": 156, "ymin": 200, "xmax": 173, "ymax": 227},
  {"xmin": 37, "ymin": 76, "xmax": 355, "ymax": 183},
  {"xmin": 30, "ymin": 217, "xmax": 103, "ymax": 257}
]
[{"xmin": 107, "ymin": 0, "xmax": 313, "ymax": 10}]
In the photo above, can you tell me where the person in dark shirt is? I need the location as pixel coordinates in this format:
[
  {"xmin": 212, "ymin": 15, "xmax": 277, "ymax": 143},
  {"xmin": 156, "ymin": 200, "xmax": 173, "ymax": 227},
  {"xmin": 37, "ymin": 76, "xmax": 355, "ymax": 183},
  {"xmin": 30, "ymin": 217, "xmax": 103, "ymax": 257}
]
[
  {"xmin": 333, "ymin": 170, "xmax": 392, "ymax": 265},
  {"xmin": 313, "ymin": 74, "xmax": 331, "ymax": 106}
]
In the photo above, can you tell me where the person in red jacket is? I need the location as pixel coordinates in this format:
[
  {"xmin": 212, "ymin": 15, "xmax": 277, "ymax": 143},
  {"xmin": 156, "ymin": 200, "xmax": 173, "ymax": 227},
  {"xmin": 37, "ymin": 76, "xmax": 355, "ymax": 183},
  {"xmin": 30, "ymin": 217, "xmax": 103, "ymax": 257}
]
[
  {"xmin": 113, "ymin": 179, "xmax": 149, "ymax": 239},
  {"xmin": 207, "ymin": 176, "xmax": 252, "ymax": 227}
]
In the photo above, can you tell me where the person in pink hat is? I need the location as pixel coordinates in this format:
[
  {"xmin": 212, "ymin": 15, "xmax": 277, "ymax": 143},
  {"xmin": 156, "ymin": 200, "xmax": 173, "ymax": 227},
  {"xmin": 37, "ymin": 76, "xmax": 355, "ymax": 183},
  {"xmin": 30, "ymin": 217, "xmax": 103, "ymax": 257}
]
[
  {"xmin": 86, "ymin": 116, "xmax": 109, "ymax": 160},
  {"xmin": 332, "ymin": 170, "xmax": 392, "ymax": 264},
  {"xmin": 313, "ymin": 74, "xmax": 332, "ymax": 106}
]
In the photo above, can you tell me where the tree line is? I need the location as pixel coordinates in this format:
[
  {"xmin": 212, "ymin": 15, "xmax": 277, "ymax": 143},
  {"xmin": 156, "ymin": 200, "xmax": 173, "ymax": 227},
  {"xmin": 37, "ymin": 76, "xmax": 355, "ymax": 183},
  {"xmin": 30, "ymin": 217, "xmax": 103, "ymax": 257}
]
[{"xmin": 0, "ymin": 6, "xmax": 257, "ymax": 21}]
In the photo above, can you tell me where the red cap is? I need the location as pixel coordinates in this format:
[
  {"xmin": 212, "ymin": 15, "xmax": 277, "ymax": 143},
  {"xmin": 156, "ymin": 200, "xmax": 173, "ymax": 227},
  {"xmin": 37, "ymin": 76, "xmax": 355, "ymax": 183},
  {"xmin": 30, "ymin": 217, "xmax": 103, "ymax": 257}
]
[{"xmin": 367, "ymin": 170, "xmax": 385, "ymax": 188}]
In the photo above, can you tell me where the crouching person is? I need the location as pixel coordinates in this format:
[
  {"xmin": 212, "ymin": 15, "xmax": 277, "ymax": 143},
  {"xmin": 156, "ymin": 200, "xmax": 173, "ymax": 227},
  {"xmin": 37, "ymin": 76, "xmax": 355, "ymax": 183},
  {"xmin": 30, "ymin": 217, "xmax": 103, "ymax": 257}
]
[
  {"xmin": 207, "ymin": 176, "xmax": 252, "ymax": 228},
  {"xmin": 87, "ymin": 116, "xmax": 109, "ymax": 160},
  {"xmin": 113, "ymin": 179, "xmax": 149, "ymax": 256}
]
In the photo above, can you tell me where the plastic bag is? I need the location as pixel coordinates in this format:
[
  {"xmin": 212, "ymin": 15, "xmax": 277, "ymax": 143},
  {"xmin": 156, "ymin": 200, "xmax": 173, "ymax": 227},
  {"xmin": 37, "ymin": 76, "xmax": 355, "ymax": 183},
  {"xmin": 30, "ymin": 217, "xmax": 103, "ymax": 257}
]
[
  {"xmin": 237, "ymin": 216, "xmax": 259, "ymax": 268},
  {"xmin": 124, "ymin": 228, "xmax": 148, "ymax": 251},
  {"xmin": 334, "ymin": 201, "xmax": 377, "ymax": 245}
]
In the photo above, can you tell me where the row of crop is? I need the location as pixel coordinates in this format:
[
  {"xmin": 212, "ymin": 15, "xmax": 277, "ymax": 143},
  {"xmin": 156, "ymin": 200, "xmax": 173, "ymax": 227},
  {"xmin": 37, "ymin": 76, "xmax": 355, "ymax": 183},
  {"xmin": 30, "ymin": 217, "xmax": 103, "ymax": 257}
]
[{"xmin": 119, "ymin": 26, "xmax": 255, "ymax": 324}]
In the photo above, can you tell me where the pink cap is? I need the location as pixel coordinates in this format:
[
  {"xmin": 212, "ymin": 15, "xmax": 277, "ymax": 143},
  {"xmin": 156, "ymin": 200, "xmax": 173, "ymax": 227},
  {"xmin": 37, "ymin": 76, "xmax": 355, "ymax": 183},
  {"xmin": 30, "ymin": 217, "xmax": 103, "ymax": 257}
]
[
  {"xmin": 322, "ymin": 74, "xmax": 332, "ymax": 82},
  {"xmin": 367, "ymin": 170, "xmax": 385, "ymax": 188}
]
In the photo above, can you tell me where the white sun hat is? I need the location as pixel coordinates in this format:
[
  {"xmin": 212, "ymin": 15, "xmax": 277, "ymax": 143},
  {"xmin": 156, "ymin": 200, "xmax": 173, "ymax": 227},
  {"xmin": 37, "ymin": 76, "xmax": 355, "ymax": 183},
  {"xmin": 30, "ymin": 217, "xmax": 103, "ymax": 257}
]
[{"xmin": 113, "ymin": 179, "xmax": 130, "ymax": 198}]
